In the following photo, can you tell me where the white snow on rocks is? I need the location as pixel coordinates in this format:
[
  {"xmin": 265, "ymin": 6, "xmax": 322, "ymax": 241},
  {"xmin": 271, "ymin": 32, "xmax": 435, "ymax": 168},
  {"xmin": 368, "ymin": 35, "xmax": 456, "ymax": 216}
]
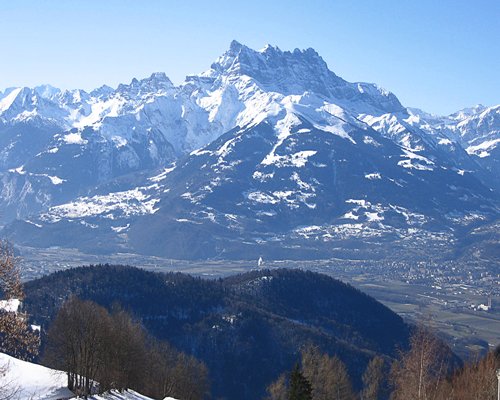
[
  {"xmin": 0, "ymin": 88, "xmax": 22, "ymax": 111},
  {"xmin": 362, "ymin": 135, "xmax": 382, "ymax": 147},
  {"xmin": 247, "ymin": 188, "xmax": 316, "ymax": 209},
  {"xmin": 190, "ymin": 148, "xmax": 213, "ymax": 156},
  {"xmin": 261, "ymin": 113, "xmax": 301, "ymax": 166},
  {"xmin": 148, "ymin": 165, "xmax": 176, "ymax": 182},
  {"xmin": 343, "ymin": 199, "xmax": 426, "ymax": 227},
  {"xmin": 397, "ymin": 149, "xmax": 435, "ymax": 171},
  {"xmin": 262, "ymin": 150, "xmax": 317, "ymax": 168},
  {"xmin": 46, "ymin": 175, "xmax": 65, "ymax": 185},
  {"xmin": 8, "ymin": 166, "xmax": 26, "ymax": 175},
  {"xmin": 438, "ymin": 138, "xmax": 452, "ymax": 145},
  {"xmin": 62, "ymin": 132, "xmax": 88, "ymax": 145},
  {"xmin": 252, "ymin": 171, "xmax": 275, "ymax": 182},
  {"xmin": 7, "ymin": 168, "xmax": 65, "ymax": 185},
  {"xmin": 41, "ymin": 188, "xmax": 160, "ymax": 222},
  {"xmin": 364, "ymin": 173, "xmax": 381, "ymax": 180},
  {"xmin": 247, "ymin": 191, "xmax": 279, "ymax": 205},
  {"xmin": 466, "ymin": 138, "xmax": 500, "ymax": 158}
]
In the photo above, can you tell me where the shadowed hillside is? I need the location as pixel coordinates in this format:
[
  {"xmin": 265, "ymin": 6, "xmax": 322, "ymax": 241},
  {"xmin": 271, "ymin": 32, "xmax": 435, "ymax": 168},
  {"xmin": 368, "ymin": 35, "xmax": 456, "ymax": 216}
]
[{"xmin": 24, "ymin": 265, "xmax": 411, "ymax": 400}]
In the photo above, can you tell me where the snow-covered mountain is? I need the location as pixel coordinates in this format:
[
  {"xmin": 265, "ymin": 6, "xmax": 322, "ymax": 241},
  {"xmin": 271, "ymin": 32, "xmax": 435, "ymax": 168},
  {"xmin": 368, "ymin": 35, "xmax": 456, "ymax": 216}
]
[
  {"xmin": 0, "ymin": 41, "xmax": 413, "ymax": 222},
  {"xmin": 408, "ymin": 105, "xmax": 500, "ymax": 179},
  {"xmin": 1, "ymin": 41, "xmax": 499, "ymax": 260}
]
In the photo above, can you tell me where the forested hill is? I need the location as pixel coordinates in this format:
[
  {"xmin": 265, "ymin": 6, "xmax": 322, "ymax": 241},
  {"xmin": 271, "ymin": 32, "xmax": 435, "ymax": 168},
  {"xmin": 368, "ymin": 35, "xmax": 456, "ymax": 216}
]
[{"xmin": 24, "ymin": 265, "xmax": 411, "ymax": 400}]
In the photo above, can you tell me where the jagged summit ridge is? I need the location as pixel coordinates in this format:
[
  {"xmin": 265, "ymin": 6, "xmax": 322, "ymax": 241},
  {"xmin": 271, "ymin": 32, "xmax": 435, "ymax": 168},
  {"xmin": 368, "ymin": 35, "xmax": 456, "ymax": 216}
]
[
  {"xmin": 210, "ymin": 40, "xmax": 332, "ymax": 81},
  {"xmin": 202, "ymin": 40, "xmax": 404, "ymax": 115},
  {"xmin": 1, "ymin": 40, "xmax": 403, "ymax": 129},
  {"xmin": 116, "ymin": 72, "xmax": 174, "ymax": 97}
]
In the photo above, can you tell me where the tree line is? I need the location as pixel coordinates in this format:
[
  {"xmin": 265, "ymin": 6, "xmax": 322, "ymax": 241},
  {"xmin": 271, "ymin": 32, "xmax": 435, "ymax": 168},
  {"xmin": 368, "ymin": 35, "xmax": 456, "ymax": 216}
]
[{"xmin": 264, "ymin": 326, "xmax": 500, "ymax": 400}]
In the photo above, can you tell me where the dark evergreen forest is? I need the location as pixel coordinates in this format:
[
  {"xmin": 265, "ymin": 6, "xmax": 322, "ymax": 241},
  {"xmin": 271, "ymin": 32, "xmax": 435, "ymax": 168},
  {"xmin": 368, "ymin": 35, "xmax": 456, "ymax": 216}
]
[{"xmin": 24, "ymin": 265, "xmax": 411, "ymax": 400}]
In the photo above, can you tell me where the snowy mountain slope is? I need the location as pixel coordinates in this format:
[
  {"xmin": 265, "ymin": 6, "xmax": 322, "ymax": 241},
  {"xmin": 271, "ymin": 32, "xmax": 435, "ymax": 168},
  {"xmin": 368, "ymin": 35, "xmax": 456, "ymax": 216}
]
[
  {"xmin": 0, "ymin": 41, "xmax": 439, "ymax": 223},
  {"xmin": 407, "ymin": 105, "xmax": 500, "ymax": 182},
  {"xmin": 6, "ymin": 108, "xmax": 499, "ymax": 259},
  {"xmin": 452, "ymin": 105, "xmax": 500, "ymax": 178}
]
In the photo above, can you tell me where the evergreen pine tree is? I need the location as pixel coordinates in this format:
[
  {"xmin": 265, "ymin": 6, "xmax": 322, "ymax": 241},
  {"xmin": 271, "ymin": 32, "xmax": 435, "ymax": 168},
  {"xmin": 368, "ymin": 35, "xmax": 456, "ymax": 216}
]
[{"xmin": 288, "ymin": 363, "xmax": 312, "ymax": 400}]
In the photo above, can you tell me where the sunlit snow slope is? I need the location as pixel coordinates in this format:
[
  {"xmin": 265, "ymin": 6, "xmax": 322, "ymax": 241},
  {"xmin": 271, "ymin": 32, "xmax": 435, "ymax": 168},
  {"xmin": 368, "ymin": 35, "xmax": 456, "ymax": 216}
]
[
  {"xmin": 0, "ymin": 353, "xmax": 178, "ymax": 400},
  {"xmin": 0, "ymin": 353, "xmax": 71, "ymax": 400}
]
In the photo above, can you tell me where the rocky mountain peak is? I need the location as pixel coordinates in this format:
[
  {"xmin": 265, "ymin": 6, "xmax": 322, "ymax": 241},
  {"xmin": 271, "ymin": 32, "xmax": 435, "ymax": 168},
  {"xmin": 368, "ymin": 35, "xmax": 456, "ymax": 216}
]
[
  {"xmin": 116, "ymin": 72, "xmax": 173, "ymax": 97},
  {"xmin": 202, "ymin": 41, "xmax": 404, "ymax": 116},
  {"xmin": 209, "ymin": 40, "xmax": 333, "ymax": 91}
]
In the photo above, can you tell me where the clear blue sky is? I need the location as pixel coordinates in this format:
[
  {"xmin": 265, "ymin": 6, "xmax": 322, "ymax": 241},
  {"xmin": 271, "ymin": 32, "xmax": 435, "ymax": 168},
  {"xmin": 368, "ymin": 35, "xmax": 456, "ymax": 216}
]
[{"xmin": 1, "ymin": 0, "xmax": 498, "ymax": 115}]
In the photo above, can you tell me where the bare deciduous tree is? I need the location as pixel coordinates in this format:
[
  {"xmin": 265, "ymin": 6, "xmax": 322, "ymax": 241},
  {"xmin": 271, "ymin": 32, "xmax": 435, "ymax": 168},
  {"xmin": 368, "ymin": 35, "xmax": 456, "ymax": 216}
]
[
  {"xmin": 0, "ymin": 241, "xmax": 40, "ymax": 399},
  {"xmin": 301, "ymin": 345, "xmax": 355, "ymax": 400},
  {"xmin": 264, "ymin": 346, "xmax": 356, "ymax": 400},
  {"xmin": 265, "ymin": 373, "xmax": 288, "ymax": 400},
  {"xmin": 156, "ymin": 350, "xmax": 209, "ymax": 400},
  {"xmin": 44, "ymin": 296, "xmax": 109, "ymax": 395},
  {"xmin": 45, "ymin": 296, "xmax": 210, "ymax": 400},
  {"xmin": 360, "ymin": 356, "xmax": 385, "ymax": 400},
  {"xmin": 390, "ymin": 325, "xmax": 450, "ymax": 400},
  {"xmin": 445, "ymin": 349, "xmax": 500, "ymax": 400},
  {"xmin": 98, "ymin": 306, "xmax": 148, "ymax": 392}
]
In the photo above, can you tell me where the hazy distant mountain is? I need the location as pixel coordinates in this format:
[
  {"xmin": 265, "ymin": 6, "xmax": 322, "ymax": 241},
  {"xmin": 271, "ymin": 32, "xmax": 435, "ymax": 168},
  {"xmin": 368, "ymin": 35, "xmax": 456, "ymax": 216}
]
[
  {"xmin": 1, "ymin": 41, "xmax": 499, "ymax": 260},
  {"xmin": 408, "ymin": 105, "xmax": 500, "ymax": 179}
]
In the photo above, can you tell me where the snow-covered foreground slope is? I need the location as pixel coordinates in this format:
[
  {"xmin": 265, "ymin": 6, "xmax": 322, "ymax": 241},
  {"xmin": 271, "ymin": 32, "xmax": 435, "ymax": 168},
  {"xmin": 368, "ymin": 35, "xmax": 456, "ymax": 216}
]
[
  {"xmin": 0, "ymin": 353, "xmax": 71, "ymax": 400},
  {"xmin": 80, "ymin": 390, "xmax": 177, "ymax": 400},
  {"xmin": 0, "ymin": 353, "xmax": 178, "ymax": 400}
]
